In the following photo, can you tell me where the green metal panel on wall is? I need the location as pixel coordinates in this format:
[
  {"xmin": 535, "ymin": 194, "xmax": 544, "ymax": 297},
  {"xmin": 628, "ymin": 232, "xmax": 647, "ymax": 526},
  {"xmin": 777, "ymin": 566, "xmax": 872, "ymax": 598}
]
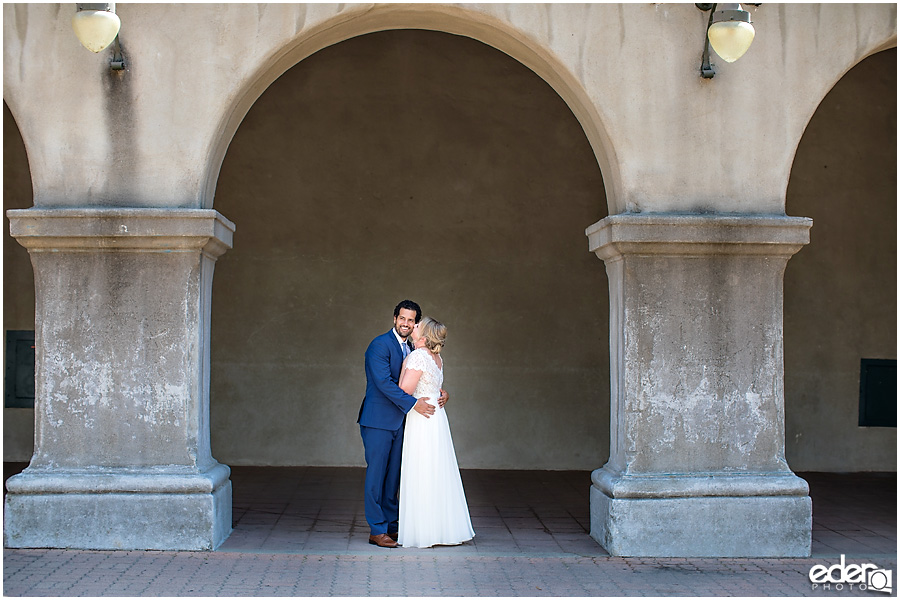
[
  {"xmin": 859, "ymin": 359, "xmax": 897, "ymax": 428},
  {"xmin": 5, "ymin": 330, "xmax": 34, "ymax": 408}
]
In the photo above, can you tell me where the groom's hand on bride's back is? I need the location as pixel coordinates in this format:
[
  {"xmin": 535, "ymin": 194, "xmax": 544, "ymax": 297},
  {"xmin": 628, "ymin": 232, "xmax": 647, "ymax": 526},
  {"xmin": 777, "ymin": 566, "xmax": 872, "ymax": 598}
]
[
  {"xmin": 438, "ymin": 389, "xmax": 449, "ymax": 408},
  {"xmin": 413, "ymin": 397, "xmax": 435, "ymax": 418}
]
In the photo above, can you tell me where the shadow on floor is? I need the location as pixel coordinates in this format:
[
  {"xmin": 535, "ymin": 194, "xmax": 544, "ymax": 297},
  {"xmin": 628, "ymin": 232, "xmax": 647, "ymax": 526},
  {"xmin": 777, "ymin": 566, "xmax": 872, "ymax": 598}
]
[{"xmin": 3, "ymin": 463, "xmax": 896, "ymax": 557}]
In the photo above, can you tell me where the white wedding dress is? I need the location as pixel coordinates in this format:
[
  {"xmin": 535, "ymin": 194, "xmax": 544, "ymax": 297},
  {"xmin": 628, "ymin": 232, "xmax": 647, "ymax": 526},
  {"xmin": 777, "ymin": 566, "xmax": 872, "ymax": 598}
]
[{"xmin": 398, "ymin": 348, "xmax": 475, "ymax": 548}]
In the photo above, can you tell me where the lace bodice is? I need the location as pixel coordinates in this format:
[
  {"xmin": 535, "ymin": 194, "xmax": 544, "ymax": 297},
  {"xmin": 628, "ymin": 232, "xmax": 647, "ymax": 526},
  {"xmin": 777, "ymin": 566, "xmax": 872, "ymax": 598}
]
[{"xmin": 405, "ymin": 348, "xmax": 443, "ymax": 405}]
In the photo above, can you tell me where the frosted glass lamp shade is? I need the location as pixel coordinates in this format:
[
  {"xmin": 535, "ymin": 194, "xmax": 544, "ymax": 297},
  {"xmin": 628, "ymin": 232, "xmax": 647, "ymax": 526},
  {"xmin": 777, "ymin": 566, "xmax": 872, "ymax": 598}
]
[
  {"xmin": 72, "ymin": 8, "xmax": 121, "ymax": 53},
  {"xmin": 707, "ymin": 18, "xmax": 755, "ymax": 63}
]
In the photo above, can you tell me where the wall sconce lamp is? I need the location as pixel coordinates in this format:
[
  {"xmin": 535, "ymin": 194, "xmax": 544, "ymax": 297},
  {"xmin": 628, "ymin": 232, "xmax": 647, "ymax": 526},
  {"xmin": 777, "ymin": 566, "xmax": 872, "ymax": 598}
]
[
  {"xmin": 72, "ymin": 3, "xmax": 125, "ymax": 70},
  {"xmin": 697, "ymin": 3, "xmax": 756, "ymax": 79}
]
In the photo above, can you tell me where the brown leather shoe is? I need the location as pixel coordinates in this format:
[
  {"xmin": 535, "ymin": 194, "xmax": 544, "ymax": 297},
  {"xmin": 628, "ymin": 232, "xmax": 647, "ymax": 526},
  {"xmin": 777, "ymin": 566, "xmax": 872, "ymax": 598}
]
[
  {"xmin": 369, "ymin": 534, "xmax": 398, "ymax": 548},
  {"xmin": 387, "ymin": 532, "xmax": 398, "ymax": 542}
]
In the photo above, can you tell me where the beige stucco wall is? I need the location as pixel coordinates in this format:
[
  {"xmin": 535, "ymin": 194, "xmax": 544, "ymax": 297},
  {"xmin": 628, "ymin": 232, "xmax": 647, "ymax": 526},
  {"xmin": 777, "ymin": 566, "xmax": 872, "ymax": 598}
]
[{"xmin": 3, "ymin": 4, "xmax": 895, "ymax": 214}]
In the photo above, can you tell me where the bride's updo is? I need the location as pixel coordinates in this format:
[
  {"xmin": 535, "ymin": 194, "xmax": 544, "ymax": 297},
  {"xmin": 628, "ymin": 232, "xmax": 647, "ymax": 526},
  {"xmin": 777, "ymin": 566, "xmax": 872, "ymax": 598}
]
[{"xmin": 418, "ymin": 316, "xmax": 447, "ymax": 354}]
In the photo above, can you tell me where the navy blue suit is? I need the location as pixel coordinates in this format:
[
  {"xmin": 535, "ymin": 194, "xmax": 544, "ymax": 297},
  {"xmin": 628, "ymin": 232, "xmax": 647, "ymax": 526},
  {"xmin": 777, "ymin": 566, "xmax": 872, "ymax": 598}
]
[{"xmin": 357, "ymin": 330, "xmax": 418, "ymax": 536}]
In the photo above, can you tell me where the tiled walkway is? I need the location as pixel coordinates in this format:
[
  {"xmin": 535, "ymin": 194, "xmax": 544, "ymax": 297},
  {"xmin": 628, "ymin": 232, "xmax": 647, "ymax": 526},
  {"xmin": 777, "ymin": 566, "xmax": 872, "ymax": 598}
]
[
  {"xmin": 220, "ymin": 468, "xmax": 897, "ymax": 559},
  {"xmin": 3, "ymin": 466, "xmax": 896, "ymax": 596},
  {"xmin": 222, "ymin": 468, "xmax": 598, "ymax": 556}
]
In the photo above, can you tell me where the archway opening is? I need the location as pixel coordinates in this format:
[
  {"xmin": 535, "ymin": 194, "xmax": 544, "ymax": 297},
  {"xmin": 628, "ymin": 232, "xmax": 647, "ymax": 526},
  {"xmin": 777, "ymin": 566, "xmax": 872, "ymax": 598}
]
[
  {"xmin": 3, "ymin": 101, "xmax": 36, "ymax": 464},
  {"xmin": 784, "ymin": 48, "xmax": 897, "ymax": 473},
  {"xmin": 209, "ymin": 29, "xmax": 610, "ymax": 550}
]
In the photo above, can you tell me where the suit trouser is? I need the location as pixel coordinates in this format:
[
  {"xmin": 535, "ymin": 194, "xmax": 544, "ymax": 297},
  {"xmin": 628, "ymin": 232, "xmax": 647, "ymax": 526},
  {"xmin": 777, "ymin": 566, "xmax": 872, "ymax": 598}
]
[{"xmin": 359, "ymin": 424, "xmax": 404, "ymax": 536}]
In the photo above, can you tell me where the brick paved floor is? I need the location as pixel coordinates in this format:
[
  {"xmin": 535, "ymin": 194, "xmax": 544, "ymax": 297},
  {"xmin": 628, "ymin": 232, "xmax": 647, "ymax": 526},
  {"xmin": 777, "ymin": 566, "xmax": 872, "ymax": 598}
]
[{"xmin": 3, "ymin": 466, "xmax": 896, "ymax": 596}]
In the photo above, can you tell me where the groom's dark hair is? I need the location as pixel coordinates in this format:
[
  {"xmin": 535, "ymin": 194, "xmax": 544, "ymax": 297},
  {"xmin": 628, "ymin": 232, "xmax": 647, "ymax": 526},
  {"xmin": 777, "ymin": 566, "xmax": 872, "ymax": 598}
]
[{"xmin": 394, "ymin": 300, "xmax": 422, "ymax": 323}]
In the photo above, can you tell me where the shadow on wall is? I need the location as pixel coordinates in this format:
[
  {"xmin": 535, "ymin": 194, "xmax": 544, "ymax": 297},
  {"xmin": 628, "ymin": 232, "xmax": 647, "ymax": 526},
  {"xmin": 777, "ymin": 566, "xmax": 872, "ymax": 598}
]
[
  {"xmin": 209, "ymin": 30, "xmax": 610, "ymax": 470},
  {"xmin": 784, "ymin": 48, "xmax": 897, "ymax": 472},
  {"xmin": 3, "ymin": 102, "xmax": 36, "ymax": 462}
]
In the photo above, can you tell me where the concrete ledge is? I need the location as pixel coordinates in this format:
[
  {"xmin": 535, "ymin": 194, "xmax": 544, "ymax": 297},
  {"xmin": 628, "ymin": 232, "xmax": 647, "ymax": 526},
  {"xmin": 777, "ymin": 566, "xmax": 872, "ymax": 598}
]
[
  {"xmin": 585, "ymin": 213, "xmax": 812, "ymax": 260},
  {"xmin": 6, "ymin": 463, "xmax": 231, "ymax": 495},
  {"xmin": 7, "ymin": 208, "xmax": 235, "ymax": 256},
  {"xmin": 4, "ymin": 467, "xmax": 232, "ymax": 551},
  {"xmin": 591, "ymin": 466, "xmax": 809, "ymax": 499},
  {"xmin": 590, "ymin": 485, "xmax": 812, "ymax": 557}
]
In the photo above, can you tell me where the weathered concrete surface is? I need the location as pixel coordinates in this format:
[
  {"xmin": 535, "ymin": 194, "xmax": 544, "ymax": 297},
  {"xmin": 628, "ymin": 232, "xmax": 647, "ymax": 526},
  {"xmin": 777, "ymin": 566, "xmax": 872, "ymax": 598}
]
[
  {"xmin": 586, "ymin": 214, "xmax": 813, "ymax": 557},
  {"xmin": 4, "ymin": 466, "xmax": 232, "ymax": 550},
  {"xmin": 590, "ymin": 485, "xmax": 811, "ymax": 558},
  {"xmin": 4, "ymin": 209, "xmax": 234, "ymax": 550}
]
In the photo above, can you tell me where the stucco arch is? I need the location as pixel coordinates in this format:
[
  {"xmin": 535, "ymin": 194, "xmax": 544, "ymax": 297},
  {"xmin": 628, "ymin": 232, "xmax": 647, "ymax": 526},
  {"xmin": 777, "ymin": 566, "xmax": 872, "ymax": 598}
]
[
  {"xmin": 782, "ymin": 10, "xmax": 897, "ymax": 205},
  {"xmin": 208, "ymin": 28, "xmax": 610, "ymax": 470},
  {"xmin": 203, "ymin": 4, "xmax": 619, "ymax": 214},
  {"xmin": 2, "ymin": 99, "xmax": 36, "ymax": 209},
  {"xmin": 5, "ymin": 4, "xmax": 895, "ymax": 214}
]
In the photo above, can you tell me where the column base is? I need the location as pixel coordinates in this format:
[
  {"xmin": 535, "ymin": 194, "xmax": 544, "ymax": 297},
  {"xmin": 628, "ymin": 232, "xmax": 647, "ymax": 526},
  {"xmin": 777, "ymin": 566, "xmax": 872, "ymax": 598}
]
[
  {"xmin": 4, "ymin": 463, "xmax": 232, "ymax": 551},
  {"xmin": 590, "ymin": 467, "xmax": 812, "ymax": 557}
]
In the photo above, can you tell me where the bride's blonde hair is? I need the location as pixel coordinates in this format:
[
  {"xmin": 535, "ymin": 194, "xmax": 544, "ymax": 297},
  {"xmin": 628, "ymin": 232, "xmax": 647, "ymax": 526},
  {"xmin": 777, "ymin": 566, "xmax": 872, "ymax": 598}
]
[{"xmin": 418, "ymin": 316, "xmax": 447, "ymax": 354}]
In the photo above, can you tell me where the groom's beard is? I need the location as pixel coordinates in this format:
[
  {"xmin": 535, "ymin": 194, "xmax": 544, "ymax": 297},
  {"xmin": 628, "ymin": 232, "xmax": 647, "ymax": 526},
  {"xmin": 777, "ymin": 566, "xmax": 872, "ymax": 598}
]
[{"xmin": 395, "ymin": 324, "xmax": 412, "ymax": 340}]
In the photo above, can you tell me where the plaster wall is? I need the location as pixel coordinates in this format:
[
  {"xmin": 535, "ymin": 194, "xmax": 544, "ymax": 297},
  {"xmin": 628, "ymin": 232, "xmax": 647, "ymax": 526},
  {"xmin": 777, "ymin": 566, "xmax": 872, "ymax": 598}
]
[
  {"xmin": 208, "ymin": 30, "xmax": 609, "ymax": 469},
  {"xmin": 784, "ymin": 49, "xmax": 897, "ymax": 471},
  {"xmin": 3, "ymin": 102, "xmax": 35, "ymax": 462}
]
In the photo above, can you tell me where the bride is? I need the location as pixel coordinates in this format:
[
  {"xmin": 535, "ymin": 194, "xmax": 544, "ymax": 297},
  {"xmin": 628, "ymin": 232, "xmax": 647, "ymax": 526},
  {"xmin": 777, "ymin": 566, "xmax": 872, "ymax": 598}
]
[{"xmin": 397, "ymin": 316, "xmax": 475, "ymax": 548}]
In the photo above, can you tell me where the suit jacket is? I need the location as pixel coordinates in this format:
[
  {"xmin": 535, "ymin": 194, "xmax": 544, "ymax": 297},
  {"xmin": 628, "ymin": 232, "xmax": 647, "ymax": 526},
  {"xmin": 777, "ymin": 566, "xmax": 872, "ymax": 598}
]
[{"xmin": 357, "ymin": 330, "xmax": 418, "ymax": 431}]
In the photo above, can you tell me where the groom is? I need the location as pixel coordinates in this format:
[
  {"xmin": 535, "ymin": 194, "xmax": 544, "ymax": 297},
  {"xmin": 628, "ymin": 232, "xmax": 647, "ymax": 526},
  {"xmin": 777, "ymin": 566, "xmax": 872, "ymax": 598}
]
[{"xmin": 358, "ymin": 299, "xmax": 448, "ymax": 548}]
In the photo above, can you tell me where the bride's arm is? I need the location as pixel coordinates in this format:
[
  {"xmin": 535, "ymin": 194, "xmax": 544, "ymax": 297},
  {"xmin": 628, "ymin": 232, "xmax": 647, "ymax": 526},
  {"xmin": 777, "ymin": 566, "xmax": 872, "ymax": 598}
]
[
  {"xmin": 400, "ymin": 367, "xmax": 434, "ymax": 418},
  {"xmin": 398, "ymin": 366, "xmax": 422, "ymax": 396}
]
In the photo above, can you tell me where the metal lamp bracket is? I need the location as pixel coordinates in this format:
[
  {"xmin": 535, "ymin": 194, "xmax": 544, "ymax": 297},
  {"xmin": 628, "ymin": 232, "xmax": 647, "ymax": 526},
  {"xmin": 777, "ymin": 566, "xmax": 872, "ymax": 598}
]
[{"xmin": 697, "ymin": 3, "xmax": 718, "ymax": 78}]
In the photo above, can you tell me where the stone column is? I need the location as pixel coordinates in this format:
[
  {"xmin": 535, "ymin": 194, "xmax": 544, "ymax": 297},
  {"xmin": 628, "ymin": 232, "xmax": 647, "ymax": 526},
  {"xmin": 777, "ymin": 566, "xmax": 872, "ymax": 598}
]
[
  {"xmin": 4, "ymin": 208, "xmax": 234, "ymax": 551},
  {"xmin": 585, "ymin": 214, "xmax": 813, "ymax": 557}
]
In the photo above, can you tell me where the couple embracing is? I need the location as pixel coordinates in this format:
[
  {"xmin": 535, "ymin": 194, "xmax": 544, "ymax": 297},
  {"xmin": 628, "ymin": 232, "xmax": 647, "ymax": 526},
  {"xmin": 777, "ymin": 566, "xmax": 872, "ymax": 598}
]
[{"xmin": 357, "ymin": 300, "xmax": 475, "ymax": 549}]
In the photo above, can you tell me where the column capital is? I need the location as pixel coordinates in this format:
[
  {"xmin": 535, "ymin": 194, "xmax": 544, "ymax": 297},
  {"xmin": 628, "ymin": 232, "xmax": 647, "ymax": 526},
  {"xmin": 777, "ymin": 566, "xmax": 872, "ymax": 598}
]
[
  {"xmin": 7, "ymin": 208, "xmax": 235, "ymax": 258},
  {"xmin": 586, "ymin": 213, "xmax": 812, "ymax": 261}
]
